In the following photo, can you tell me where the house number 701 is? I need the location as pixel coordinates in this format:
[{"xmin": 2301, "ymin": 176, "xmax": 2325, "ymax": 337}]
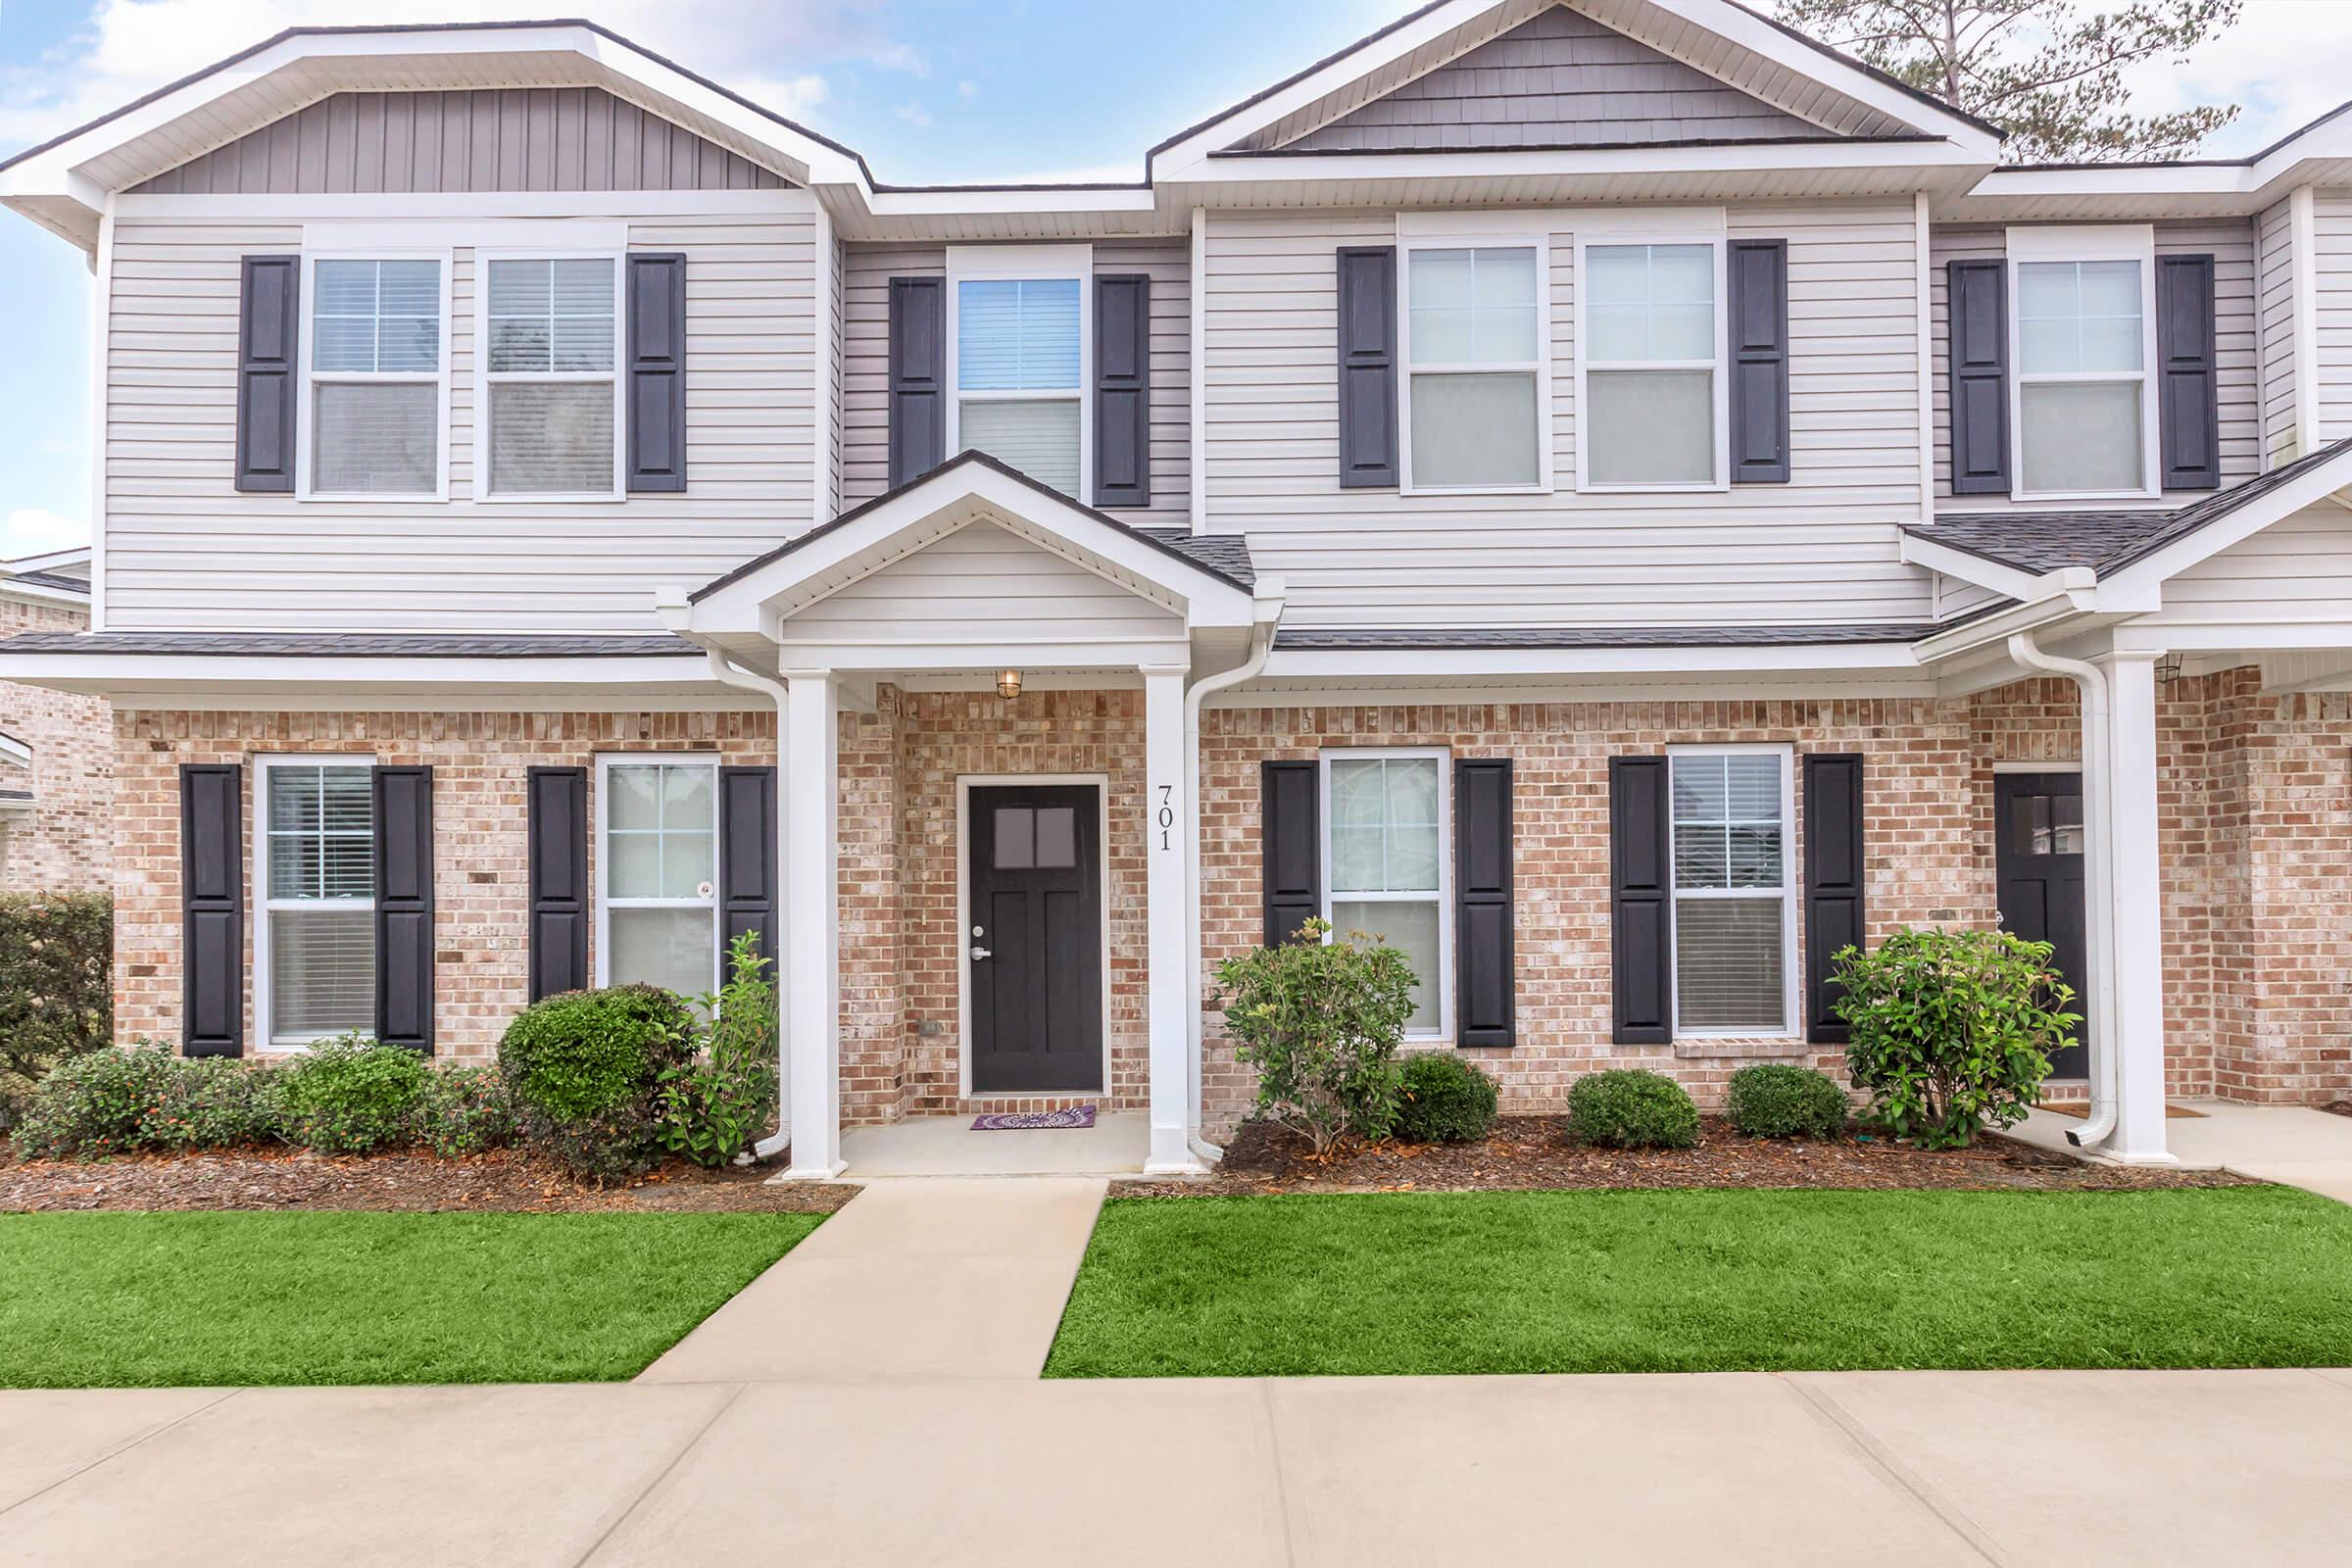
[{"xmin": 1155, "ymin": 784, "xmax": 1175, "ymax": 850}]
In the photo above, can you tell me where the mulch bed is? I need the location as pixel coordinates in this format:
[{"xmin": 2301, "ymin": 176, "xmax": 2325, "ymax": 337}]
[
  {"xmin": 2324, "ymin": 1102, "xmax": 2352, "ymax": 1120},
  {"xmin": 0, "ymin": 1148, "xmax": 858, "ymax": 1214},
  {"xmin": 1117, "ymin": 1116, "xmax": 2260, "ymax": 1198}
]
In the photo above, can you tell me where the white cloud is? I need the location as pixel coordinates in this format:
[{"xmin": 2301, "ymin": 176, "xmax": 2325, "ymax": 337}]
[
  {"xmin": 894, "ymin": 102, "xmax": 932, "ymax": 128},
  {"xmin": 956, "ymin": 78, "xmax": 978, "ymax": 101},
  {"xmin": 0, "ymin": 510, "xmax": 89, "ymax": 558},
  {"xmin": 2122, "ymin": 0, "xmax": 2352, "ymax": 157}
]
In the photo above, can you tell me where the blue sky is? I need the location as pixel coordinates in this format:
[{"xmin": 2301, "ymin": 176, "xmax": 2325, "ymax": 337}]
[{"xmin": 2, "ymin": 0, "xmax": 2346, "ymax": 558}]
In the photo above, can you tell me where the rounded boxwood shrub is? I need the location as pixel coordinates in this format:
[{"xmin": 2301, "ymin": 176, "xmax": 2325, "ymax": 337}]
[
  {"xmin": 1566, "ymin": 1068, "xmax": 1699, "ymax": 1150},
  {"xmin": 10, "ymin": 1042, "xmax": 181, "ymax": 1160},
  {"xmin": 1395, "ymin": 1052, "xmax": 1499, "ymax": 1144},
  {"xmin": 499, "ymin": 985, "xmax": 696, "ymax": 1182},
  {"xmin": 1726, "ymin": 1062, "xmax": 1849, "ymax": 1140},
  {"xmin": 413, "ymin": 1064, "xmax": 516, "ymax": 1158},
  {"xmin": 277, "ymin": 1033, "xmax": 428, "ymax": 1154}
]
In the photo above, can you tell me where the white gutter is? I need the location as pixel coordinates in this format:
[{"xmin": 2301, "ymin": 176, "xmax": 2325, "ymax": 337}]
[
  {"xmin": 1181, "ymin": 576, "xmax": 1286, "ymax": 1161},
  {"xmin": 2006, "ymin": 631, "xmax": 2118, "ymax": 1151}
]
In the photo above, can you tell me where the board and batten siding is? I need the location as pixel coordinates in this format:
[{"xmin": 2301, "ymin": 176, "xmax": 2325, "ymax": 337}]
[
  {"xmin": 2312, "ymin": 190, "xmax": 2352, "ymax": 445},
  {"xmin": 1199, "ymin": 201, "xmax": 1930, "ymax": 631},
  {"xmin": 837, "ymin": 239, "xmax": 1192, "ymax": 527},
  {"xmin": 1927, "ymin": 220, "xmax": 2262, "ymax": 509},
  {"xmin": 103, "ymin": 202, "xmax": 817, "ymax": 630},
  {"xmin": 2260, "ymin": 197, "xmax": 2300, "ymax": 466}
]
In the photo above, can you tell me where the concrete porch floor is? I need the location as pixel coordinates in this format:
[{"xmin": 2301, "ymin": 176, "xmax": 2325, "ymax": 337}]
[
  {"xmin": 822, "ymin": 1110, "xmax": 1151, "ymax": 1178},
  {"xmin": 2013, "ymin": 1100, "xmax": 2352, "ymax": 1202}
]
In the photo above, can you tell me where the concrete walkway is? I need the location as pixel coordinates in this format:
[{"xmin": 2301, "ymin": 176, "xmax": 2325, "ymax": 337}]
[
  {"xmin": 2015, "ymin": 1100, "xmax": 2352, "ymax": 1201},
  {"xmin": 8, "ymin": 1368, "xmax": 2352, "ymax": 1566}
]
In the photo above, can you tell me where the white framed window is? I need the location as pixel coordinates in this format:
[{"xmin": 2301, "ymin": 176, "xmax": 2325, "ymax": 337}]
[
  {"xmin": 297, "ymin": 251, "xmax": 451, "ymax": 501},
  {"xmin": 1575, "ymin": 237, "xmax": 1728, "ymax": 491},
  {"xmin": 947, "ymin": 244, "xmax": 1091, "ymax": 498},
  {"xmin": 254, "ymin": 758, "xmax": 376, "ymax": 1051},
  {"xmin": 1320, "ymin": 749, "xmax": 1452, "ymax": 1040},
  {"xmin": 1667, "ymin": 745, "xmax": 1796, "ymax": 1038},
  {"xmin": 595, "ymin": 756, "xmax": 720, "ymax": 1002},
  {"xmin": 1400, "ymin": 240, "xmax": 1548, "ymax": 493},
  {"xmin": 2008, "ymin": 225, "xmax": 2159, "ymax": 499},
  {"xmin": 475, "ymin": 251, "xmax": 624, "ymax": 502}
]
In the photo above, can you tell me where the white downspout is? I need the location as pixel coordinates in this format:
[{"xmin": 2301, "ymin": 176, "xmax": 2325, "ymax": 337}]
[
  {"xmin": 1182, "ymin": 577, "xmax": 1287, "ymax": 1161},
  {"xmin": 2006, "ymin": 631, "xmax": 2117, "ymax": 1151}
]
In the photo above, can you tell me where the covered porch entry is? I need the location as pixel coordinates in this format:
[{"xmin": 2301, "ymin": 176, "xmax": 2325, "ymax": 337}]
[{"xmin": 657, "ymin": 453, "xmax": 1278, "ymax": 1178}]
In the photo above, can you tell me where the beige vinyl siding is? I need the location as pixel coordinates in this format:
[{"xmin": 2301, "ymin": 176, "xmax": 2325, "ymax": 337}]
[
  {"xmin": 1929, "ymin": 220, "xmax": 2260, "ymax": 509},
  {"xmin": 2146, "ymin": 502, "xmax": 2352, "ymax": 620},
  {"xmin": 2313, "ymin": 190, "xmax": 2352, "ymax": 444},
  {"xmin": 103, "ymin": 200, "xmax": 817, "ymax": 630},
  {"xmin": 2260, "ymin": 197, "xmax": 2300, "ymax": 466},
  {"xmin": 1200, "ymin": 201, "xmax": 1930, "ymax": 631},
  {"xmin": 1934, "ymin": 575, "xmax": 2006, "ymax": 623},
  {"xmin": 837, "ymin": 239, "xmax": 1191, "ymax": 525}
]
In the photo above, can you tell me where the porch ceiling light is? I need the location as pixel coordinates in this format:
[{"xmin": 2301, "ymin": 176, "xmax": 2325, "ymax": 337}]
[{"xmin": 997, "ymin": 668, "xmax": 1023, "ymax": 700}]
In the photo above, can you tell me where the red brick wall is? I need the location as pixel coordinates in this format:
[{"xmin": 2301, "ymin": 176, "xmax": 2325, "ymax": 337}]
[{"xmin": 0, "ymin": 595, "xmax": 110, "ymax": 894}]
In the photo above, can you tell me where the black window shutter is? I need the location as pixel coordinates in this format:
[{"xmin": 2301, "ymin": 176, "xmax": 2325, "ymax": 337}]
[
  {"xmin": 2157, "ymin": 253, "xmax": 2222, "ymax": 491},
  {"xmin": 625, "ymin": 252, "xmax": 688, "ymax": 492},
  {"xmin": 180, "ymin": 763, "xmax": 245, "ymax": 1057},
  {"xmin": 1094, "ymin": 272, "xmax": 1152, "ymax": 508},
  {"xmin": 1336, "ymin": 246, "xmax": 1399, "ymax": 488},
  {"xmin": 1261, "ymin": 760, "xmax": 1322, "ymax": 946},
  {"xmin": 1454, "ymin": 758, "xmax": 1515, "ymax": 1048},
  {"xmin": 1801, "ymin": 753, "xmax": 1866, "ymax": 1045},
  {"xmin": 718, "ymin": 765, "xmax": 778, "ymax": 972},
  {"xmin": 371, "ymin": 766, "xmax": 434, "ymax": 1054},
  {"xmin": 234, "ymin": 256, "xmax": 299, "ymax": 493},
  {"xmin": 1728, "ymin": 238, "xmax": 1791, "ymax": 483},
  {"xmin": 888, "ymin": 275, "xmax": 946, "ymax": 487},
  {"xmin": 1609, "ymin": 756, "xmax": 1673, "ymax": 1046},
  {"xmin": 526, "ymin": 766, "xmax": 588, "ymax": 1002},
  {"xmin": 1946, "ymin": 259, "xmax": 2011, "ymax": 495}
]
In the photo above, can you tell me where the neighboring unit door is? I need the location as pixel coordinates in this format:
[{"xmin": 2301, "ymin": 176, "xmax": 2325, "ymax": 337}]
[
  {"xmin": 968, "ymin": 784, "xmax": 1104, "ymax": 1094},
  {"xmin": 1994, "ymin": 771, "xmax": 2090, "ymax": 1080}
]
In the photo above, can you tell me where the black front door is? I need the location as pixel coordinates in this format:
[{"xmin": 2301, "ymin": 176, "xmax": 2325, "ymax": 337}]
[
  {"xmin": 1994, "ymin": 771, "xmax": 2090, "ymax": 1080},
  {"xmin": 968, "ymin": 784, "xmax": 1103, "ymax": 1094}
]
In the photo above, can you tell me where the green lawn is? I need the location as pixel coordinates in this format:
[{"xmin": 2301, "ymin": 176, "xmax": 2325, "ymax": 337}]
[
  {"xmin": 1046, "ymin": 1187, "xmax": 2352, "ymax": 1377},
  {"xmin": 0, "ymin": 1211, "xmax": 821, "ymax": 1388}
]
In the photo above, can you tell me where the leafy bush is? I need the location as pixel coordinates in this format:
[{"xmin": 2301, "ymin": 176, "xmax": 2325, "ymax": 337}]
[
  {"xmin": 658, "ymin": 932, "xmax": 781, "ymax": 1168},
  {"xmin": 10, "ymin": 1043, "xmax": 182, "ymax": 1160},
  {"xmin": 0, "ymin": 892, "xmax": 113, "ymax": 1100},
  {"xmin": 413, "ymin": 1064, "xmax": 516, "ymax": 1158},
  {"xmin": 1216, "ymin": 916, "xmax": 1415, "ymax": 1156},
  {"xmin": 1726, "ymin": 1063, "xmax": 1850, "ymax": 1141},
  {"xmin": 1395, "ymin": 1053, "xmax": 1499, "ymax": 1144},
  {"xmin": 146, "ymin": 1056, "xmax": 283, "ymax": 1151},
  {"xmin": 1834, "ymin": 927, "xmax": 2077, "ymax": 1150},
  {"xmin": 500, "ymin": 984, "xmax": 696, "ymax": 1182},
  {"xmin": 276, "ymin": 1034, "xmax": 429, "ymax": 1154},
  {"xmin": 1566, "ymin": 1069, "xmax": 1699, "ymax": 1150}
]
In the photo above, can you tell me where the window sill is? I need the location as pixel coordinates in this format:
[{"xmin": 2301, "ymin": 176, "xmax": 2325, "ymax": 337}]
[
  {"xmin": 1399, "ymin": 483, "xmax": 1552, "ymax": 498},
  {"xmin": 1576, "ymin": 480, "xmax": 1731, "ymax": 497},
  {"xmin": 1671, "ymin": 1036, "xmax": 1813, "ymax": 1060}
]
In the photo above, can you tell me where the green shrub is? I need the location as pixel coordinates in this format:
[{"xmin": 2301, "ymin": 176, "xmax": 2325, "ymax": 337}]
[
  {"xmin": 146, "ymin": 1056, "xmax": 283, "ymax": 1151},
  {"xmin": 500, "ymin": 985, "xmax": 696, "ymax": 1182},
  {"xmin": 1726, "ymin": 1063, "xmax": 1849, "ymax": 1140},
  {"xmin": 1395, "ymin": 1053, "xmax": 1499, "ymax": 1144},
  {"xmin": 1216, "ymin": 916, "xmax": 1415, "ymax": 1155},
  {"xmin": 0, "ymin": 892, "xmax": 113, "ymax": 1100},
  {"xmin": 658, "ymin": 932, "xmax": 780, "ymax": 1168},
  {"xmin": 9, "ymin": 1043, "xmax": 180, "ymax": 1160},
  {"xmin": 276, "ymin": 1034, "xmax": 428, "ymax": 1154},
  {"xmin": 413, "ymin": 1064, "xmax": 516, "ymax": 1158},
  {"xmin": 1567, "ymin": 1069, "xmax": 1699, "ymax": 1150},
  {"xmin": 1834, "ymin": 927, "xmax": 2077, "ymax": 1149}
]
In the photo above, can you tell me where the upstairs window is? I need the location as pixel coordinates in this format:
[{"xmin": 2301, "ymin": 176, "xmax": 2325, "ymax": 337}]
[
  {"xmin": 952, "ymin": 265, "xmax": 1086, "ymax": 496},
  {"xmin": 1402, "ymin": 244, "xmax": 1544, "ymax": 490},
  {"xmin": 2014, "ymin": 258, "xmax": 2152, "ymax": 496},
  {"xmin": 482, "ymin": 256, "xmax": 623, "ymax": 500},
  {"xmin": 306, "ymin": 257, "xmax": 445, "ymax": 498},
  {"xmin": 1580, "ymin": 241, "xmax": 1722, "ymax": 489},
  {"xmin": 257, "ymin": 760, "xmax": 375, "ymax": 1050}
]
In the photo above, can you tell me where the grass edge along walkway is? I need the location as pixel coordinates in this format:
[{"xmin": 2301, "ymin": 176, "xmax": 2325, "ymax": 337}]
[{"xmin": 1046, "ymin": 1186, "xmax": 2352, "ymax": 1378}]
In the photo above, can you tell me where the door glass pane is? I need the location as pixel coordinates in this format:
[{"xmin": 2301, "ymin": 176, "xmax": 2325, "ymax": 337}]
[
  {"xmin": 2020, "ymin": 380, "xmax": 2143, "ymax": 492},
  {"xmin": 1587, "ymin": 368, "xmax": 1713, "ymax": 484},
  {"xmin": 1674, "ymin": 898, "xmax": 1785, "ymax": 1031},
  {"xmin": 994, "ymin": 808, "xmax": 1035, "ymax": 869},
  {"xmin": 1332, "ymin": 899, "xmax": 1441, "ymax": 1032},
  {"xmin": 610, "ymin": 906, "xmax": 714, "ymax": 998},
  {"xmin": 1034, "ymin": 807, "xmax": 1077, "ymax": 869}
]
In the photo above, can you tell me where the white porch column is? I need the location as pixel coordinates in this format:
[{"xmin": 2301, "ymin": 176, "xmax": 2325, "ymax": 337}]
[
  {"xmin": 2099, "ymin": 650, "xmax": 2175, "ymax": 1163},
  {"xmin": 781, "ymin": 668, "xmax": 845, "ymax": 1179},
  {"xmin": 1143, "ymin": 665, "xmax": 1200, "ymax": 1174}
]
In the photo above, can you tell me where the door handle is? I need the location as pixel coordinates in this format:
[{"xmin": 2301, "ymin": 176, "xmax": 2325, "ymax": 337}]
[{"xmin": 970, "ymin": 945, "xmax": 993, "ymax": 961}]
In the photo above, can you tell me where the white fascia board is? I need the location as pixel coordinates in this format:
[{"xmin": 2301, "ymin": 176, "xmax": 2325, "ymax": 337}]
[
  {"xmin": 4, "ymin": 547, "xmax": 91, "ymax": 573},
  {"xmin": 2096, "ymin": 467, "xmax": 2352, "ymax": 605},
  {"xmin": 0, "ymin": 579, "xmax": 93, "ymax": 612},
  {"xmin": 121, "ymin": 190, "xmax": 813, "ymax": 220},
  {"xmin": 772, "ymin": 638, "xmax": 1193, "ymax": 673},
  {"xmin": 2112, "ymin": 617, "xmax": 2352, "ymax": 654},
  {"xmin": 860, "ymin": 188, "xmax": 1155, "ymax": 219},
  {"xmin": 0, "ymin": 652, "xmax": 711, "ymax": 697},
  {"xmin": 1910, "ymin": 594, "xmax": 2095, "ymax": 664},
  {"xmin": 1260, "ymin": 640, "xmax": 1924, "ymax": 681},
  {"xmin": 1898, "ymin": 532, "xmax": 2093, "ymax": 602},
  {"xmin": 1162, "ymin": 135, "xmax": 1986, "ymax": 187}
]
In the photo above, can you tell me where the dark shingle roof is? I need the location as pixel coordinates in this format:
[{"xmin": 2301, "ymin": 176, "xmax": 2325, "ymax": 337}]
[
  {"xmin": 0, "ymin": 632, "xmax": 700, "ymax": 658},
  {"xmin": 1915, "ymin": 438, "xmax": 2352, "ymax": 576},
  {"xmin": 4, "ymin": 570, "xmax": 90, "ymax": 595},
  {"xmin": 1275, "ymin": 623, "xmax": 1939, "ymax": 652}
]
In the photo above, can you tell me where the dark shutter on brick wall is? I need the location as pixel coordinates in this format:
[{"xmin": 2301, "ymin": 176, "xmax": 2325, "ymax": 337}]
[
  {"xmin": 718, "ymin": 765, "xmax": 778, "ymax": 972},
  {"xmin": 625, "ymin": 252, "xmax": 688, "ymax": 492},
  {"xmin": 1728, "ymin": 238, "xmax": 1791, "ymax": 484},
  {"xmin": 180, "ymin": 763, "xmax": 245, "ymax": 1058},
  {"xmin": 1947, "ymin": 259, "xmax": 2011, "ymax": 495},
  {"xmin": 1336, "ymin": 246, "xmax": 1399, "ymax": 488},
  {"xmin": 234, "ymin": 255, "xmax": 299, "ymax": 493},
  {"xmin": 1094, "ymin": 272, "xmax": 1152, "ymax": 508},
  {"xmin": 888, "ymin": 275, "xmax": 946, "ymax": 487},
  {"xmin": 1802, "ymin": 753, "xmax": 1866, "ymax": 1045},
  {"xmin": 371, "ymin": 766, "xmax": 435, "ymax": 1054},
  {"xmin": 1261, "ymin": 760, "xmax": 1322, "ymax": 947},
  {"xmin": 2157, "ymin": 253, "xmax": 2222, "ymax": 491},
  {"xmin": 1609, "ymin": 756, "xmax": 1674, "ymax": 1046},
  {"xmin": 526, "ymin": 766, "xmax": 589, "ymax": 1002},
  {"xmin": 1454, "ymin": 758, "xmax": 1515, "ymax": 1048}
]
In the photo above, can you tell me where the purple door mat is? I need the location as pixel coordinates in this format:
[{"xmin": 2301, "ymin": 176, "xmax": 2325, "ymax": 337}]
[{"xmin": 971, "ymin": 1105, "xmax": 1097, "ymax": 1131}]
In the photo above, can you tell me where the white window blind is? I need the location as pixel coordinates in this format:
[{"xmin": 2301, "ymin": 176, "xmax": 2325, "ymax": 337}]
[
  {"xmin": 261, "ymin": 761, "xmax": 376, "ymax": 1047},
  {"xmin": 1325, "ymin": 754, "xmax": 1447, "ymax": 1035},
  {"xmin": 2016, "ymin": 260, "xmax": 2148, "ymax": 494},
  {"xmin": 1406, "ymin": 246, "xmax": 1541, "ymax": 489},
  {"xmin": 1584, "ymin": 242, "xmax": 1718, "ymax": 486},
  {"xmin": 955, "ymin": 276, "xmax": 1082, "ymax": 493},
  {"xmin": 1668, "ymin": 751, "xmax": 1790, "ymax": 1034},
  {"xmin": 601, "ymin": 760, "xmax": 718, "ymax": 1001},
  {"xmin": 485, "ymin": 257, "xmax": 620, "ymax": 497},
  {"xmin": 310, "ymin": 259, "xmax": 441, "ymax": 496}
]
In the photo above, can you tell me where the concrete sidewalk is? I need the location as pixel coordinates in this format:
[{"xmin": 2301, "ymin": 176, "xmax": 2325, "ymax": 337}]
[
  {"xmin": 7, "ymin": 1368, "xmax": 2352, "ymax": 1566},
  {"xmin": 2016, "ymin": 1101, "xmax": 2352, "ymax": 1202}
]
